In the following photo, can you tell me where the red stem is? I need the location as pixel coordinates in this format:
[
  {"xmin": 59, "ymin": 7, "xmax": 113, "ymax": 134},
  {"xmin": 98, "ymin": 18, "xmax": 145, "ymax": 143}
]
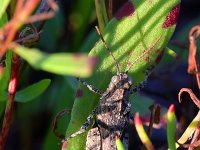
[{"xmin": 0, "ymin": 55, "xmax": 20, "ymax": 150}]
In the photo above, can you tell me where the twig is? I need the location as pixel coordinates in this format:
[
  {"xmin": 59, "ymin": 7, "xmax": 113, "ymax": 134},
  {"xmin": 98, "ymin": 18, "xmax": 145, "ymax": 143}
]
[
  {"xmin": 52, "ymin": 109, "xmax": 71, "ymax": 139},
  {"xmin": 147, "ymin": 104, "xmax": 160, "ymax": 137},
  {"xmin": 178, "ymin": 88, "xmax": 200, "ymax": 109},
  {"xmin": 188, "ymin": 25, "xmax": 200, "ymax": 89}
]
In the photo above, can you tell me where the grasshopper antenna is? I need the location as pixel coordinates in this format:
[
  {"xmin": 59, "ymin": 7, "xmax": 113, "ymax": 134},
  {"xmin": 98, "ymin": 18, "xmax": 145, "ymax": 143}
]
[
  {"xmin": 95, "ymin": 26, "xmax": 120, "ymax": 73},
  {"xmin": 125, "ymin": 36, "xmax": 162, "ymax": 73}
]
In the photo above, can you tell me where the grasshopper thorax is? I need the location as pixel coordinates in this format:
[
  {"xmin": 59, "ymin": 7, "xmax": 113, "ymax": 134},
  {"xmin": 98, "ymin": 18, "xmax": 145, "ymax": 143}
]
[{"xmin": 108, "ymin": 72, "xmax": 133, "ymax": 91}]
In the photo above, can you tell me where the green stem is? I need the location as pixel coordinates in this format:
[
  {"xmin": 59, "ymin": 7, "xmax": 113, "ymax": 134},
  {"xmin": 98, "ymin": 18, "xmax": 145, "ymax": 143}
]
[
  {"xmin": 95, "ymin": 0, "xmax": 105, "ymax": 32},
  {"xmin": 101, "ymin": 0, "xmax": 109, "ymax": 23}
]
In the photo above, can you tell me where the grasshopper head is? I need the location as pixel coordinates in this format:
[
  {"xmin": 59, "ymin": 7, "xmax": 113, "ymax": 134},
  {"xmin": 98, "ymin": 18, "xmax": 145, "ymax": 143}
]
[{"xmin": 108, "ymin": 73, "xmax": 133, "ymax": 90}]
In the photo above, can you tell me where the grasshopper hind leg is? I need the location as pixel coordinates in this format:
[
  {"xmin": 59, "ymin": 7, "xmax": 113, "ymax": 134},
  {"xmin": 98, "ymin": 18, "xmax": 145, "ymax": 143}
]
[{"xmin": 64, "ymin": 107, "xmax": 97, "ymax": 141}]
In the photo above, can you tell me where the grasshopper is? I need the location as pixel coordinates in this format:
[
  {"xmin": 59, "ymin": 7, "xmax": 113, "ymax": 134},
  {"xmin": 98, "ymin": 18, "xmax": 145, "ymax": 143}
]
[{"xmin": 61, "ymin": 26, "xmax": 161, "ymax": 150}]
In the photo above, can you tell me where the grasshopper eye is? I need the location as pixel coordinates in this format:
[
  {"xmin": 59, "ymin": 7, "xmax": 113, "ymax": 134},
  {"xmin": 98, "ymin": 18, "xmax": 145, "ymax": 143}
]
[
  {"xmin": 108, "ymin": 75, "xmax": 120, "ymax": 90},
  {"xmin": 111, "ymin": 75, "xmax": 120, "ymax": 85}
]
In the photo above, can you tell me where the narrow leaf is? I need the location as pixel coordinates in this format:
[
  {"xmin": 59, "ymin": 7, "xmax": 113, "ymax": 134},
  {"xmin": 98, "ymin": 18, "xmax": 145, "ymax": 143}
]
[
  {"xmin": 116, "ymin": 135, "xmax": 125, "ymax": 150},
  {"xmin": 14, "ymin": 46, "xmax": 97, "ymax": 77},
  {"xmin": 15, "ymin": 79, "xmax": 51, "ymax": 103},
  {"xmin": 167, "ymin": 104, "xmax": 176, "ymax": 150},
  {"xmin": 135, "ymin": 113, "xmax": 155, "ymax": 150},
  {"xmin": 0, "ymin": 51, "xmax": 12, "ymax": 101},
  {"xmin": 166, "ymin": 47, "xmax": 177, "ymax": 59},
  {"xmin": 175, "ymin": 111, "xmax": 200, "ymax": 149}
]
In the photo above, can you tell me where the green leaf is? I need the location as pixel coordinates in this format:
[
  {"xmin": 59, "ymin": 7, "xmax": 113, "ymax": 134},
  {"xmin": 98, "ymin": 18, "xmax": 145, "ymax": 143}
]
[
  {"xmin": 15, "ymin": 79, "xmax": 51, "ymax": 103},
  {"xmin": 79, "ymin": 30, "xmax": 99, "ymax": 53},
  {"xmin": 134, "ymin": 113, "xmax": 155, "ymax": 150},
  {"xmin": 0, "ymin": 0, "xmax": 10, "ymax": 20},
  {"xmin": 0, "ymin": 51, "xmax": 12, "ymax": 101},
  {"xmin": 14, "ymin": 46, "xmax": 96, "ymax": 77},
  {"xmin": 0, "ymin": 12, "xmax": 8, "ymax": 28},
  {"xmin": 165, "ymin": 47, "xmax": 177, "ymax": 59},
  {"xmin": 167, "ymin": 104, "xmax": 176, "ymax": 150},
  {"xmin": 66, "ymin": 0, "xmax": 180, "ymax": 149},
  {"xmin": 131, "ymin": 93, "xmax": 154, "ymax": 116}
]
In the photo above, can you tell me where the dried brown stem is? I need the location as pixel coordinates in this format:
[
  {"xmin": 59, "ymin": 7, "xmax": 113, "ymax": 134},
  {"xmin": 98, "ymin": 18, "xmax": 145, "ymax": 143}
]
[
  {"xmin": 189, "ymin": 127, "xmax": 200, "ymax": 150},
  {"xmin": 0, "ymin": 0, "xmax": 40, "ymax": 58},
  {"xmin": 188, "ymin": 25, "xmax": 200, "ymax": 90},
  {"xmin": 0, "ymin": 0, "xmax": 58, "ymax": 58},
  {"xmin": 147, "ymin": 104, "xmax": 161, "ymax": 137},
  {"xmin": 34, "ymin": 0, "xmax": 58, "ymax": 31},
  {"xmin": 178, "ymin": 88, "xmax": 200, "ymax": 109}
]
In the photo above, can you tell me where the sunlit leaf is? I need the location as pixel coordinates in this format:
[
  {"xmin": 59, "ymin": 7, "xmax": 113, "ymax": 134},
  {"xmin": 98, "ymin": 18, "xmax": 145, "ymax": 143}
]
[
  {"xmin": 0, "ymin": 0, "xmax": 10, "ymax": 20},
  {"xmin": 14, "ymin": 46, "xmax": 97, "ymax": 77},
  {"xmin": 66, "ymin": 0, "xmax": 180, "ymax": 149}
]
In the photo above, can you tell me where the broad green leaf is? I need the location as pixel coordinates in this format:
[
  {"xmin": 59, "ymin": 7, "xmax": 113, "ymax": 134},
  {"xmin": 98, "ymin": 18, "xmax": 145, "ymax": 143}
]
[
  {"xmin": 0, "ymin": 0, "xmax": 10, "ymax": 20},
  {"xmin": 14, "ymin": 46, "xmax": 96, "ymax": 77},
  {"xmin": 66, "ymin": 0, "xmax": 180, "ymax": 149},
  {"xmin": 15, "ymin": 79, "xmax": 51, "ymax": 103},
  {"xmin": 42, "ymin": 77, "xmax": 76, "ymax": 150},
  {"xmin": 131, "ymin": 93, "xmax": 154, "ymax": 116},
  {"xmin": 0, "ymin": 51, "xmax": 12, "ymax": 101}
]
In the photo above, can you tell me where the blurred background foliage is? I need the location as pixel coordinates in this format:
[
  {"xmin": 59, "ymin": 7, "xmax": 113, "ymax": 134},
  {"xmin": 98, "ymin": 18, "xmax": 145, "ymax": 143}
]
[{"xmin": 2, "ymin": 0, "xmax": 200, "ymax": 149}]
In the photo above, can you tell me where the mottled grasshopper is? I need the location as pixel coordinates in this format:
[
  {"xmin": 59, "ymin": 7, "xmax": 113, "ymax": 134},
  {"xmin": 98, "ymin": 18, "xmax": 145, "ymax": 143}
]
[{"xmin": 62, "ymin": 26, "xmax": 161, "ymax": 150}]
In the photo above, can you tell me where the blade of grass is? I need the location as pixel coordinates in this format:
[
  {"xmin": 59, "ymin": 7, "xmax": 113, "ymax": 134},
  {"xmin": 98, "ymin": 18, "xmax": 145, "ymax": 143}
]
[
  {"xmin": 167, "ymin": 104, "xmax": 176, "ymax": 150},
  {"xmin": 134, "ymin": 113, "xmax": 155, "ymax": 150}
]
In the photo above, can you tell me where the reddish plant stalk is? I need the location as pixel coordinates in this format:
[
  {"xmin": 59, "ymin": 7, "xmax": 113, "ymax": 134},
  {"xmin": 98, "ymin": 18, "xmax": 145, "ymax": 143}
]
[
  {"xmin": 188, "ymin": 25, "xmax": 200, "ymax": 89},
  {"xmin": 0, "ymin": 54, "xmax": 20, "ymax": 150},
  {"xmin": 0, "ymin": 0, "xmax": 40, "ymax": 58}
]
